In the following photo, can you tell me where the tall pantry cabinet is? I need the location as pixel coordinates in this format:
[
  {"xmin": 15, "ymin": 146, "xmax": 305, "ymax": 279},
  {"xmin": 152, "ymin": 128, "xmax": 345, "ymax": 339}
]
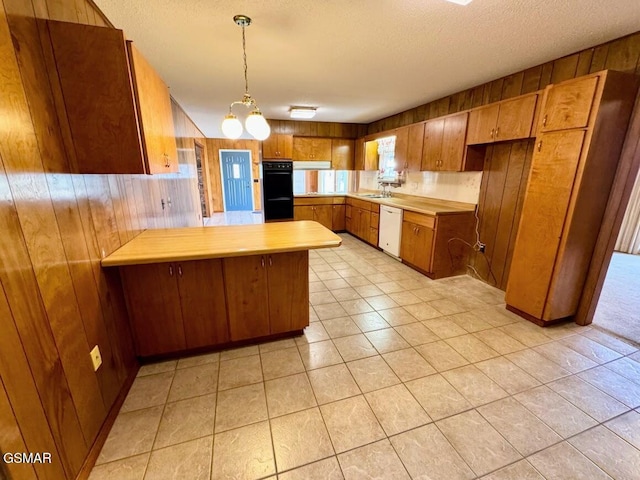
[{"xmin": 505, "ymin": 71, "xmax": 639, "ymax": 325}]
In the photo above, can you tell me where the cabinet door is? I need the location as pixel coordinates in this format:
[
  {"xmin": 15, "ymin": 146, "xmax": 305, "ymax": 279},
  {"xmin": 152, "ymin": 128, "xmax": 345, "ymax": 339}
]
[
  {"xmin": 262, "ymin": 135, "xmax": 279, "ymax": 158},
  {"xmin": 128, "ymin": 43, "xmax": 179, "ymax": 174},
  {"xmin": 354, "ymin": 138, "xmax": 365, "ymax": 170},
  {"xmin": 421, "ymin": 118, "xmax": 444, "ymax": 170},
  {"xmin": 358, "ymin": 208, "xmax": 371, "ymax": 240},
  {"xmin": 495, "ymin": 94, "xmax": 537, "ymax": 141},
  {"xmin": 413, "ymin": 225, "xmax": 434, "ymax": 272},
  {"xmin": 332, "ymin": 205, "xmax": 346, "ymax": 231},
  {"xmin": 176, "ymin": 260, "xmax": 229, "ymax": 348},
  {"xmin": 407, "ymin": 123, "xmax": 425, "ymax": 172},
  {"xmin": 294, "ymin": 205, "xmax": 315, "ymax": 221},
  {"xmin": 505, "ymin": 130, "xmax": 586, "ymax": 319},
  {"xmin": 293, "ymin": 138, "xmax": 332, "ymax": 160},
  {"xmin": 368, "ymin": 227, "xmax": 379, "ymax": 246},
  {"xmin": 120, "ymin": 263, "xmax": 186, "ymax": 356},
  {"xmin": 394, "ymin": 126, "xmax": 410, "ymax": 171},
  {"xmin": 223, "ymin": 256, "xmax": 270, "ymax": 340},
  {"xmin": 540, "ymin": 76, "xmax": 598, "ymax": 132},
  {"xmin": 267, "ymin": 252, "xmax": 309, "ymax": 333},
  {"xmin": 314, "ymin": 205, "xmax": 334, "ymax": 230},
  {"xmin": 263, "ymin": 134, "xmax": 293, "ymax": 159},
  {"xmin": 364, "ymin": 141, "xmax": 379, "ymax": 170},
  {"xmin": 441, "ymin": 112, "xmax": 468, "ymax": 171},
  {"xmin": 331, "ymin": 139, "xmax": 355, "ymax": 170},
  {"xmin": 467, "ymin": 104, "xmax": 499, "ymax": 145},
  {"xmin": 400, "ymin": 221, "xmax": 416, "ymax": 265}
]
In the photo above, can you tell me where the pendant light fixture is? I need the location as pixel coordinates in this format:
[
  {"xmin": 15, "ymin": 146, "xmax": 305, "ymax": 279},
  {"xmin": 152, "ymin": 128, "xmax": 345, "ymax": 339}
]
[{"xmin": 221, "ymin": 15, "xmax": 270, "ymax": 141}]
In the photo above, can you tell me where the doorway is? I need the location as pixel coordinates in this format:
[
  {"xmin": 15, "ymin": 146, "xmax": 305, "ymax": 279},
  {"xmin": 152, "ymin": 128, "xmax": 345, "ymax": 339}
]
[
  {"xmin": 219, "ymin": 150, "xmax": 254, "ymax": 211},
  {"xmin": 194, "ymin": 141, "xmax": 210, "ymax": 218}
]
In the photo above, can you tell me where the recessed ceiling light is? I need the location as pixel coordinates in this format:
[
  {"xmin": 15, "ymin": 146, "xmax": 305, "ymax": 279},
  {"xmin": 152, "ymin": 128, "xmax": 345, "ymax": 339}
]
[
  {"xmin": 290, "ymin": 106, "xmax": 317, "ymax": 119},
  {"xmin": 446, "ymin": 0, "xmax": 472, "ymax": 5}
]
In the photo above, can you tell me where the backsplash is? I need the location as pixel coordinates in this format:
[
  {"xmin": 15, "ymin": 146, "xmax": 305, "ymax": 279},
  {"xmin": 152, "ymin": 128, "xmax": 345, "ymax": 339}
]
[{"xmin": 359, "ymin": 170, "xmax": 483, "ymax": 204}]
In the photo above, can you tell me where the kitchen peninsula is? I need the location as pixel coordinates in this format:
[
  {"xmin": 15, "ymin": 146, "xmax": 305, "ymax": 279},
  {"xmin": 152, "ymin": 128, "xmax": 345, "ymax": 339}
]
[{"xmin": 102, "ymin": 221, "xmax": 341, "ymax": 357}]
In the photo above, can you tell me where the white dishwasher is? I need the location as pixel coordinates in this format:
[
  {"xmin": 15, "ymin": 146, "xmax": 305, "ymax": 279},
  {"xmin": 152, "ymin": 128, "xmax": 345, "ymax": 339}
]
[{"xmin": 378, "ymin": 205, "xmax": 403, "ymax": 258}]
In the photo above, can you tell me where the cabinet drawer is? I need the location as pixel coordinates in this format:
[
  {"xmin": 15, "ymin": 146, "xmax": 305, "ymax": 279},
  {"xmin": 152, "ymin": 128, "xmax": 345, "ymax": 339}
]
[
  {"xmin": 349, "ymin": 197, "xmax": 373, "ymax": 211},
  {"xmin": 370, "ymin": 212, "xmax": 380, "ymax": 229},
  {"xmin": 332, "ymin": 196, "xmax": 346, "ymax": 205},
  {"xmin": 370, "ymin": 203, "xmax": 380, "ymax": 214},
  {"xmin": 294, "ymin": 197, "xmax": 334, "ymax": 206},
  {"xmin": 403, "ymin": 211, "xmax": 435, "ymax": 229}
]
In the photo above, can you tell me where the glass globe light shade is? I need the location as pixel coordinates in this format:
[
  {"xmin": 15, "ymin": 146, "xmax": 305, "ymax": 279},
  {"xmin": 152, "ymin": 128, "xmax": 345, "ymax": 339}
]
[
  {"xmin": 221, "ymin": 113, "xmax": 243, "ymax": 139},
  {"xmin": 245, "ymin": 110, "xmax": 271, "ymax": 141}
]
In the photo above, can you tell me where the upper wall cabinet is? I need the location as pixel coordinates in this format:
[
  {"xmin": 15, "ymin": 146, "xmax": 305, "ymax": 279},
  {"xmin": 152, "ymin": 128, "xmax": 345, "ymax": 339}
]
[
  {"xmin": 292, "ymin": 137, "xmax": 332, "ymax": 160},
  {"xmin": 467, "ymin": 93, "xmax": 538, "ymax": 145},
  {"xmin": 539, "ymin": 77, "xmax": 598, "ymax": 132},
  {"xmin": 421, "ymin": 112, "xmax": 481, "ymax": 172},
  {"xmin": 262, "ymin": 134, "xmax": 293, "ymax": 159},
  {"xmin": 331, "ymin": 139, "xmax": 355, "ymax": 170},
  {"xmin": 46, "ymin": 21, "xmax": 178, "ymax": 174},
  {"xmin": 394, "ymin": 124, "xmax": 424, "ymax": 172}
]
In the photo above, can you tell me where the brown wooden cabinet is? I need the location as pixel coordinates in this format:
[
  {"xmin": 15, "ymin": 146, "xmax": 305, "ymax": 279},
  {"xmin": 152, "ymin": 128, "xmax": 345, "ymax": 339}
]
[
  {"xmin": 467, "ymin": 93, "xmax": 538, "ymax": 145},
  {"xmin": 294, "ymin": 196, "xmax": 345, "ymax": 231},
  {"xmin": 364, "ymin": 140, "xmax": 379, "ymax": 170},
  {"xmin": 293, "ymin": 137, "xmax": 332, "ymax": 160},
  {"xmin": 346, "ymin": 197, "xmax": 378, "ymax": 244},
  {"xmin": 421, "ymin": 112, "xmax": 476, "ymax": 171},
  {"xmin": 354, "ymin": 138, "xmax": 365, "ymax": 170},
  {"xmin": 506, "ymin": 71, "xmax": 639, "ymax": 325},
  {"xmin": 394, "ymin": 124, "xmax": 424, "ymax": 172},
  {"xmin": 331, "ymin": 139, "xmax": 355, "ymax": 170},
  {"xmin": 400, "ymin": 212, "xmax": 435, "ymax": 273},
  {"xmin": 332, "ymin": 204, "xmax": 346, "ymax": 231},
  {"xmin": 223, "ymin": 252, "xmax": 308, "ymax": 340},
  {"xmin": 46, "ymin": 20, "xmax": 178, "ymax": 174},
  {"xmin": 262, "ymin": 134, "xmax": 293, "ymax": 159},
  {"xmin": 120, "ymin": 259, "xmax": 228, "ymax": 356}
]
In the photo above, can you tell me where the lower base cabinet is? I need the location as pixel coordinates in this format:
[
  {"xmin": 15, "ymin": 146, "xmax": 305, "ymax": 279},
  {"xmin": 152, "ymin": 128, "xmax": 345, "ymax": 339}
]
[
  {"xmin": 401, "ymin": 217, "xmax": 434, "ymax": 273},
  {"xmin": 294, "ymin": 196, "xmax": 346, "ymax": 231}
]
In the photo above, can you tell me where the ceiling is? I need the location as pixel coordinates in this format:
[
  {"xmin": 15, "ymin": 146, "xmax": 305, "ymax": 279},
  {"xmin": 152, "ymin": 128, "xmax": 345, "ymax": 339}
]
[{"xmin": 94, "ymin": 0, "xmax": 640, "ymax": 138}]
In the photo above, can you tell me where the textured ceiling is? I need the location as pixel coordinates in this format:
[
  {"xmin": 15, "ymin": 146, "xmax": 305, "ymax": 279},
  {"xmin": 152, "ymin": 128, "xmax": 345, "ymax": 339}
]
[{"xmin": 94, "ymin": 0, "xmax": 640, "ymax": 137}]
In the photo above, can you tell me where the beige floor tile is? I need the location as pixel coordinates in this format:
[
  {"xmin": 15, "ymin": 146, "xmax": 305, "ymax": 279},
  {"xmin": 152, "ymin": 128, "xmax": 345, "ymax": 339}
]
[
  {"xmin": 331, "ymin": 287, "xmax": 362, "ymax": 301},
  {"xmin": 309, "ymin": 281, "xmax": 328, "ymax": 293},
  {"xmin": 333, "ymin": 334, "xmax": 378, "ymax": 361},
  {"xmin": 382, "ymin": 348, "xmax": 436, "ymax": 382},
  {"xmin": 437, "ymin": 410, "xmax": 521, "ymax": 477},
  {"xmin": 534, "ymin": 342, "xmax": 598, "ymax": 373},
  {"xmin": 344, "ymin": 276, "xmax": 372, "ymax": 288},
  {"xmin": 506, "ymin": 349, "xmax": 571, "ymax": 383},
  {"xmin": 604, "ymin": 356, "xmax": 640, "ymax": 383},
  {"xmin": 211, "ymin": 421, "xmax": 275, "ymax": 480},
  {"xmin": 415, "ymin": 341, "xmax": 469, "ymax": 372},
  {"xmin": 320, "ymin": 395, "xmax": 385, "ymax": 453},
  {"xmin": 498, "ymin": 323, "xmax": 552, "ymax": 347},
  {"xmin": 215, "ymin": 383, "xmax": 268, "ymax": 432},
  {"xmin": 261, "ymin": 347, "xmax": 305, "ymax": 380},
  {"xmin": 449, "ymin": 311, "xmax": 493, "ymax": 333},
  {"xmin": 325, "ymin": 278, "xmax": 352, "ymax": 290},
  {"xmin": 137, "ymin": 360, "xmax": 176, "ymax": 377},
  {"xmin": 406, "ymin": 374, "xmax": 472, "ymax": 421},
  {"xmin": 338, "ymin": 439, "xmax": 410, "ymax": 479},
  {"xmin": 177, "ymin": 352, "xmax": 220, "ymax": 369},
  {"xmin": 558, "ymin": 335, "xmax": 622, "ymax": 364},
  {"xmin": 376, "ymin": 281, "xmax": 405, "ymax": 294},
  {"xmin": 571, "ymin": 425, "xmax": 640, "ymax": 479},
  {"xmin": 605, "ymin": 410, "xmax": 640, "ymax": 449},
  {"xmin": 347, "ymin": 355, "xmax": 400, "ymax": 393},
  {"xmin": 265, "ymin": 373, "xmax": 316, "ymax": 418},
  {"xmin": 472, "ymin": 329, "xmax": 527, "ymax": 354},
  {"xmin": 391, "ymin": 424, "xmax": 474, "ymax": 480},
  {"xmin": 315, "ymin": 302, "xmax": 349, "ymax": 320},
  {"xmin": 336, "ymin": 267, "xmax": 362, "ymax": 278},
  {"xmin": 310, "ymin": 291, "xmax": 338, "ymax": 306},
  {"xmin": 354, "ymin": 284, "xmax": 385, "ymax": 298},
  {"xmin": 442, "ymin": 365, "xmax": 508, "ymax": 407},
  {"xmin": 88, "ymin": 453, "xmax": 149, "ymax": 480},
  {"xmin": 393, "ymin": 322, "xmax": 439, "ymax": 346},
  {"xmin": 317, "ymin": 270, "xmax": 342, "ymax": 281},
  {"xmin": 365, "ymin": 328, "xmax": 410, "ymax": 353},
  {"xmin": 97, "ymin": 406, "xmax": 163, "ymax": 464},
  {"xmin": 475, "ymin": 357, "xmax": 541, "ymax": 395},
  {"xmin": 365, "ymin": 384, "xmax": 431, "ymax": 435},
  {"xmin": 217, "ymin": 355, "xmax": 261, "ymax": 391},
  {"xmin": 155, "ymin": 393, "xmax": 216, "ymax": 449},
  {"xmin": 445, "ymin": 334, "xmax": 500, "ymax": 363},
  {"xmin": 277, "ymin": 457, "xmax": 343, "ymax": 480},
  {"xmin": 296, "ymin": 322, "xmax": 330, "ymax": 345},
  {"xmin": 323, "ymin": 317, "xmax": 362, "ymax": 338},
  {"xmin": 366, "ymin": 273, "xmax": 391, "ymax": 283},
  {"xmin": 259, "ymin": 338, "xmax": 298, "ymax": 354},
  {"xmin": 480, "ymin": 460, "xmax": 544, "ymax": 480},
  {"xmin": 308, "ymin": 364, "xmax": 360, "ymax": 404},
  {"xmin": 341, "ymin": 299, "xmax": 375, "ymax": 315},
  {"xmin": 403, "ymin": 302, "xmax": 443, "ymax": 321},
  {"xmin": 271, "ymin": 407, "xmax": 334, "ymax": 471},
  {"xmin": 528, "ymin": 442, "xmax": 612, "ymax": 480},
  {"xmin": 310, "ymin": 307, "xmax": 320, "ymax": 322},
  {"xmin": 548, "ymin": 375, "xmax": 629, "ymax": 422},
  {"xmin": 469, "ymin": 305, "xmax": 517, "ymax": 328},
  {"xmin": 578, "ymin": 365, "xmax": 640, "ymax": 408},
  {"xmin": 411, "ymin": 286, "xmax": 443, "ymax": 302},
  {"xmin": 422, "ymin": 318, "xmax": 467, "ymax": 338},
  {"xmin": 145, "ymin": 436, "xmax": 212, "ymax": 480},
  {"xmin": 378, "ymin": 307, "xmax": 418, "ymax": 326},
  {"xmin": 387, "ymin": 290, "xmax": 422, "ymax": 306},
  {"xmin": 121, "ymin": 371, "xmax": 173, "ymax": 413},
  {"xmin": 309, "ymin": 272, "xmax": 320, "ymax": 282},
  {"xmin": 514, "ymin": 385, "xmax": 597, "ymax": 438},
  {"xmin": 220, "ymin": 345, "xmax": 259, "ymax": 361},
  {"xmin": 478, "ymin": 397, "xmax": 561, "ymax": 456},
  {"xmin": 298, "ymin": 340, "xmax": 344, "ymax": 370},
  {"xmin": 582, "ymin": 329, "xmax": 638, "ymax": 355},
  {"xmin": 367, "ymin": 295, "xmax": 400, "ymax": 311},
  {"xmin": 429, "ymin": 298, "xmax": 467, "ymax": 316},
  {"xmin": 350, "ymin": 312, "xmax": 390, "ymax": 332}
]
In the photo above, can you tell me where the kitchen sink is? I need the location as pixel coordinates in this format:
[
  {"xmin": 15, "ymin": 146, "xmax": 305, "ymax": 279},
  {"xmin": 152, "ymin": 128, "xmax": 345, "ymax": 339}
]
[{"xmin": 357, "ymin": 193, "xmax": 385, "ymax": 198}]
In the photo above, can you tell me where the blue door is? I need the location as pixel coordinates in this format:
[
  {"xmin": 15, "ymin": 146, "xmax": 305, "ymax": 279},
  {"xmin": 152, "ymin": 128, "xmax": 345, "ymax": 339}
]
[{"xmin": 220, "ymin": 150, "xmax": 253, "ymax": 211}]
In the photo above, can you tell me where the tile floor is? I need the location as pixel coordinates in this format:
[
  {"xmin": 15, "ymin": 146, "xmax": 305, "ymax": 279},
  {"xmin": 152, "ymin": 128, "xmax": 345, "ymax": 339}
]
[{"xmin": 90, "ymin": 234, "xmax": 640, "ymax": 480}]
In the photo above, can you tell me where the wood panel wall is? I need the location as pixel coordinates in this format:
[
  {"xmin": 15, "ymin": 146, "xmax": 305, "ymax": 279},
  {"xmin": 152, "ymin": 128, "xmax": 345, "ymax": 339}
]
[
  {"xmin": 0, "ymin": 1, "xmax": 203, "ymax": 479},
  {"xmin": 268, "ymin": 119, "xmax": 367, "ymax": 138}
]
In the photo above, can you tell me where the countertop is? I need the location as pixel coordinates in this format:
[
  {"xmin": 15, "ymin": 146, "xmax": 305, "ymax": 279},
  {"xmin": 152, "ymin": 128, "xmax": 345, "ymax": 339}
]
[
  {"xmin": 101, "ymin": 221, "xmax": 342, "ymax": 267},
  {"xmin": 295, "ymin": 193, "xmax": 476, "ymax": 216}
]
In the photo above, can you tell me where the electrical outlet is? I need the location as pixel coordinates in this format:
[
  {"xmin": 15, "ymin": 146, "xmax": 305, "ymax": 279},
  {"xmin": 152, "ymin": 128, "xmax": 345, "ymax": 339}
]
[
  {"xmin": 90, "ymin": 345, "xmax": 102, "ymax": 371},
  {"xmin": 479, "ymin": 243, "xmax": 486, "ymax": 253}
]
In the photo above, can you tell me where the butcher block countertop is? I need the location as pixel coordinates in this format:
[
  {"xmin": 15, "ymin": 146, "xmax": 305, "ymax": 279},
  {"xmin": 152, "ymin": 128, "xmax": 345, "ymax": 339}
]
[{"xmin": 101, "ymin": 221, "xmax": 342, "ymax": 267}]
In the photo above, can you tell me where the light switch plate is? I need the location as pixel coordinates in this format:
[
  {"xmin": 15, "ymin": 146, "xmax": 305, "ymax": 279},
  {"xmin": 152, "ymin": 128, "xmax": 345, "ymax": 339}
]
[{"xmin": 90, "ymin": 345, "xmax": 102, "ymax": 371}]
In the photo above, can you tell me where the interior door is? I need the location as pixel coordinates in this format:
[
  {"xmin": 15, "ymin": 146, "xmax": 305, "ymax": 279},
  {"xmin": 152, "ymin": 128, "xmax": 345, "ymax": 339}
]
[{"xmin": 220, "ymin": 150, "xmax": 253, "ymax": 211}]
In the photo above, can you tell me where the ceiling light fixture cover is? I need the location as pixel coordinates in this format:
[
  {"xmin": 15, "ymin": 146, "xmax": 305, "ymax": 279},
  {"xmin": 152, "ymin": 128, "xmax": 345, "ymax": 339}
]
[
  {"xmin": 290, "ymin": 107, "xmax": 317, "ymax": 119},
  {"xmin": 445, "ymin": 0, "xmax": 473, "ymax": 5},
  {"xmin": 221, "ymin": 15, "xmax": 270, "ymax": 140}
]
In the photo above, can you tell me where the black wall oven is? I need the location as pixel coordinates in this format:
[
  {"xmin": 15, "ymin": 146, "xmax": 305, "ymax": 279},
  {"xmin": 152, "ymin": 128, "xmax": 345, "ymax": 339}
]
[{"xmin": 262, "ymin": 161, "xmax": 293, "ymax": 222}]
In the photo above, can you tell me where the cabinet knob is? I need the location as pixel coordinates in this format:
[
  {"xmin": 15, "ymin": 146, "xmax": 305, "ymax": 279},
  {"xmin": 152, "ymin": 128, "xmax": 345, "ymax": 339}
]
[
  {"xmin": 261, "ymin": 256, "xmax": 265, "ymax": 268},
  {"xmin": 178, "ymin": 264, "xmax": 183, "ymax": 277},
  {"xmin": 537, "ymin": 140, "xmax": 543, "ymax": 152},
  {"xmin": 269, "ymin": 256, "xmax": 273, "ymax": 267},
  {"xmin": 169, "ymin": 264, "xmax": 174, "ymax": 276},
  {"xmin": 490, "ymin": 128, "xmax": 494, "ymax": 139},
  {"xmin": 495, "ymin": 126, "xmax": 499, "ymax": 138},
  {"xmin": 542, "ymin": 115, "xmax": 548, "ymax": 127}
]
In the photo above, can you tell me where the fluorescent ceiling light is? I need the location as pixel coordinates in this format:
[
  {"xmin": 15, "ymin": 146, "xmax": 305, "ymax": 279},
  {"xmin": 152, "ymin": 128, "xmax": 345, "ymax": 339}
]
[
  {"xmin": 446, "ymin": 0, "xmax": 472, "ymax": 5},
  {"xmin": 290, "ymin": 107, "xmax": 317, "ymax": 119}
]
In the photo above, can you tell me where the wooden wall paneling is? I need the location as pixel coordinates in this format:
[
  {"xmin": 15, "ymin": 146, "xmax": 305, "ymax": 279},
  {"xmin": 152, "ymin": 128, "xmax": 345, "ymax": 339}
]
[
  {"xmin": 589, "ymin": 44, "xmax": 609, "ymax": 72},
  {"xmin": 488, "ymin": 78, "xmax": 504, "ymax": 103},
  {"xmin": 30, "ymin": 0, "xmax": 49, "ymax": 18},
  {"xmin": 45, "ymin": 0, "xmax": 78, "ymax": 21},
  {"xmin": 551, "ymin": 54, "xmax": 579, "ymax": 84},
  {"xmin": 84, "ymin": 175, "xmax": 124, "ymax": 256},
  {"xmin": 576, "ymin": 49, "xmax": 594, "ymax": 77},
  {"xmin": 501, "ymin": 72, "xmax": 524, "ymax": 99},
  {"xmin": 521, "ymin": 65, "xmax": 543, "ymax": 94},
  {"xmin": 107, "ymin": 175, "xmax": 131, "ymax": 244},
  {"xmin": 0, "ymin": 376, "xmax": 38, "ymax": 480},
  {"xmin": 538, "ymin": 62, "xmax": 554, "ymax": 89},
  {"xmin": 604, "ymin": 33, "xmax": 640, "ymax": 72},
  {"xmin": 73, "ymin": 0, "xmax": 88, "ymax": 23},
  {"xmin": 205, "ymin": 139, "xmax": 224, "ymax": 212}
]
